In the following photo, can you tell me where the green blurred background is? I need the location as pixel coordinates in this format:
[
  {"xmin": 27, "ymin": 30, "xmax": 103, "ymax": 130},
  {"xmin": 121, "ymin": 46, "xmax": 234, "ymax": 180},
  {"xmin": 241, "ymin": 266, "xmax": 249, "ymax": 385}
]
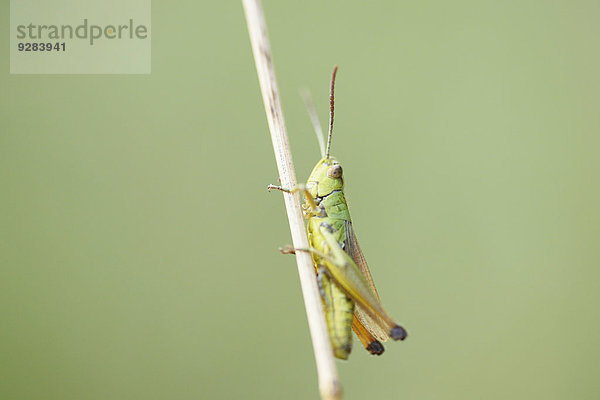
[{"xmin": 2, "ymin": 1, "xmax": 599, "ymax": 399}]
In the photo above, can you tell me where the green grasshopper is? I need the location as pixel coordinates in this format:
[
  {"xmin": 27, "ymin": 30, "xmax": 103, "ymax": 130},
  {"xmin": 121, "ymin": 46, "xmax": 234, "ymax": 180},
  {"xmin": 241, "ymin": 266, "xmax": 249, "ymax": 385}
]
[{"xmin": 269, "ymin": 66, "xmax": 407, "ymax": 359}]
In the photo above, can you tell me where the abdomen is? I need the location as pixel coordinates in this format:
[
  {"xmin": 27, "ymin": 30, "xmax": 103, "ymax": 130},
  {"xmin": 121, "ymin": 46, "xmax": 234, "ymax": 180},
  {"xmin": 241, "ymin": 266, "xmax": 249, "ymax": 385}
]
[{"xmin": 307, "ymin": 217, "xmax": 355, "ymax": 359}]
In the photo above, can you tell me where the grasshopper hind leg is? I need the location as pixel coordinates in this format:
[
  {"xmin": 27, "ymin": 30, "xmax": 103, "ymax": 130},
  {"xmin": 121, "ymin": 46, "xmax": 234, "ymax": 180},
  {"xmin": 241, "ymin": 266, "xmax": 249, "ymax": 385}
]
[
  {"xmin": 352, "ymin": 315, "xmax": 385, "ymax": 356},
  {"xmin": 367, "ymin": 341, "xmax": 385, "ymax": 355}
]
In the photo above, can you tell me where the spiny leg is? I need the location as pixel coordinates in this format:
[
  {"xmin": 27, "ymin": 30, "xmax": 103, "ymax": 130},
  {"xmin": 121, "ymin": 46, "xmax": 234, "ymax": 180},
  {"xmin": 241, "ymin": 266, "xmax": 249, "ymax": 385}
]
[
  {"xmin": 267, "ymin": 183, "xmax": 320, "ymax": 216},
  {"xmin": 280, "ymin": 246, "xmax": 329, "ymax": 306},
  {"xmin": 283, "ymin": 245, "xmax": 331, "ymax": 265},
  {"xmin": 279, "ymin": 245, "xmax": 296, "ymax": 255}
]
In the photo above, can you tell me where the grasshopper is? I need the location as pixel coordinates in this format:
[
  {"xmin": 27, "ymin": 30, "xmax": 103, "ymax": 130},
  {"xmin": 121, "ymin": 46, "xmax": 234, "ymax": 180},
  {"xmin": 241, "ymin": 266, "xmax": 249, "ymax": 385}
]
[{"xmin": 269, "ymin": 66, "xmax": 407, "ymax": 359}]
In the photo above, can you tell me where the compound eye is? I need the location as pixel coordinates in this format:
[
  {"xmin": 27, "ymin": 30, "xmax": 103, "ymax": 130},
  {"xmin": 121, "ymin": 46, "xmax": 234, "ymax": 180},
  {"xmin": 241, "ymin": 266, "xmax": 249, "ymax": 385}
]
[{"xmin": 327, "ymin": 165, "xmax": 343, "ymax": 179}]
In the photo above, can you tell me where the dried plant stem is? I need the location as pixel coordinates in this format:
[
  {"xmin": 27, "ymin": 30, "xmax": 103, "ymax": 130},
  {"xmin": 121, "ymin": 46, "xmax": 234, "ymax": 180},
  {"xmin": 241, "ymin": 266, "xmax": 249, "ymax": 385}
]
[{"xmin": 242, "ymin": 1, "xmax": 341, "ymax": 399}]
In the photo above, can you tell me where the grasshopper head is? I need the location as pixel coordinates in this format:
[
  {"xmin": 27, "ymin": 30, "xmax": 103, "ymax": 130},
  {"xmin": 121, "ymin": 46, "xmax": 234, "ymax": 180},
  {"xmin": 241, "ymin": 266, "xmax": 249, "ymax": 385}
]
[{"xmin": 306, "ymin": 157, "xmax": 343, "ymax": 198}]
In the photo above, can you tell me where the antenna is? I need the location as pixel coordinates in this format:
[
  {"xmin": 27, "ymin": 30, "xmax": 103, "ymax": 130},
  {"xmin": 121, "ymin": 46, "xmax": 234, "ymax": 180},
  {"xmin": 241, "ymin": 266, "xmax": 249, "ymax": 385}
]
[
  {"xmin": 300, "ymin": 88, "xmax": 326, "ymax": 158},
  {"xmin": 325, "ymin": 65, "xmax": 338, "ymax": 159}
]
